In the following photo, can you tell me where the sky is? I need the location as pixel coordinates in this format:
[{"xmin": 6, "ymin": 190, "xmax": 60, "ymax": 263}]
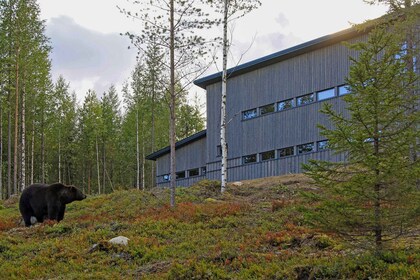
[{"xmin": 37, "ymin": 0, "xmax": 388, "ymax": 103}]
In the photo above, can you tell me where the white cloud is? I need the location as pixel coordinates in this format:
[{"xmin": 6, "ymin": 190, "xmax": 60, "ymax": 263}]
[{"xmin": 46, "ymin": 16, "xmax": 137, "ymax": 100}]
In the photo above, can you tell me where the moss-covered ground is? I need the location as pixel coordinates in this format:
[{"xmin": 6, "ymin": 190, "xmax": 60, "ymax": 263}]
[{"xmin": 0, "ymin": 174, "xmax": 419, "ymax": 279}]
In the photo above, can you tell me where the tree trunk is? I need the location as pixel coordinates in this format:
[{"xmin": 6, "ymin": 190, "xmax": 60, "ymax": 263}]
[
  {"xmin": 0, "ymin": 103, "xmax": 3, "ymax": 199},
  {"xmin": 20, "ymin": 77, "xmax": 25, "ymax": 191},
  {"xmin": 13, "ymin": 46, "xmax": 19, "ymax": 194},
  {"xmin": 30, "ymin": 121, "xmax": 34, "ymax": 184},
  {"xmin": 220, "ymin": 0, "xmax": 229, "ymax": 193},
  {"xmin": 58, "ymin": 126, "xmax": 61, "ymax": 182},
  {"xmin": 96, "ymin": 136, "xmax": 101, "ymax": 194},
  {"xmin": 7, "ymin": 88, "xmax": 11, "ymax": 197},
  {"xmin": 136, "ymin": 107, "xmax": 140, "ymax": 190},
  {"xmin": 142, "ymin": 123, "xmax": 145, "ymax": 190},
  {"xmin": 41, "ymin": 111, "xmax": 45, "ymax": 183},
  {"xmin": 169, "ymin": 0, "xmax": 176, "ymax": 207},
  {"xmin": 102, "ymin": 139, "xmax": 106, "ymax": 194},
  {"xmin": 151, "ymin": 67, "xmax": 156, "ymax": 187}
]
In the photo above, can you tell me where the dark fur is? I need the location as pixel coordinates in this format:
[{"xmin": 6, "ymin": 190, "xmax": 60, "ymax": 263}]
[{"xmin": 19, "ymin": 183, "xmax": 86, "ymax": 227}]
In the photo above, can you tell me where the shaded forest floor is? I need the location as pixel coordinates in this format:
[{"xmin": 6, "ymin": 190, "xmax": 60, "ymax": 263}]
[{"xmin": 0, "ymin": 174, "xmax": 419, "ymax": 279}]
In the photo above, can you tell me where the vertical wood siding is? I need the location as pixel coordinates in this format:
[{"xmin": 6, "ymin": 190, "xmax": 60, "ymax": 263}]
[
  {"xmin": 155, "ymin": 137, "xmax": 206, "ymax": 186},
  {"xmin": 155, "ymin": 34, "xmax": 369, "ymax": 187}
]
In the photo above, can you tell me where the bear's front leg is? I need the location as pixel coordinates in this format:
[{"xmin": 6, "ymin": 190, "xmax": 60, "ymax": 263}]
[
  {"xmin": 47, "ymin": 203, "xmax": 60, "ymax": 221},
  {"xmin": 57, "ymin": 205, "xmax": 66, "ymax": 222}
]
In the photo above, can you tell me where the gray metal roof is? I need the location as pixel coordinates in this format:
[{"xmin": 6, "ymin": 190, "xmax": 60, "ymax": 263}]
[
  {"xmin": 146, "ymin": 130, "xmax": 207, "ymax": 161},
  {"xmin": 194, "ymin": 26, "xmax": 362, "ymax": 89}
]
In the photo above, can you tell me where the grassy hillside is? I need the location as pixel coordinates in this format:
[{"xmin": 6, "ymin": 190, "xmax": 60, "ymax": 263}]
[{"xmin": 0, "ymin": 174, "xmax": 419, "ymax": 279}]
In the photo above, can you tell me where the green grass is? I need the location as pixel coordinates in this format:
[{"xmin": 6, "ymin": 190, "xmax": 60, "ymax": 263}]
[{"xmin": 0, "ymin": 175, "xmax": 419, "ymax": 279}]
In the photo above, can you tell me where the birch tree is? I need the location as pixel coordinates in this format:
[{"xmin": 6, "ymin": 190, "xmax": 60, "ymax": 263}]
[
  {"xmin": 120, "ymin": 0, "xmax": 219, "ymax": 206},
  {"xmin": 216, "ymin": 0, "xmax": 261, "ymax": 192}
]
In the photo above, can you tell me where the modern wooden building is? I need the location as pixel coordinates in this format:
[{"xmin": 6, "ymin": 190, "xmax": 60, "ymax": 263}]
[{"xmin": 146, "ymin": 26, "xmax": 368, "ymax": 187}]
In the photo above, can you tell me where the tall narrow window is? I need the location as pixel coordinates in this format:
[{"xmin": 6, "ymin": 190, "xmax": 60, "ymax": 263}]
[
  {"xmin": 242, "ymin": 108, "xmax": 257, "ymax": 120},
  {"xmin": 317, "ymin": 88, "xmax": 335, "ymax": 101},
  {"xmin": 278, "ymin": 99, "xmax": 294, "ymax": 111},
  {"xmin": 297, "ymin": 93, "xmax": 314, "ymax": 106},
  {"xmin": 260, "ymin": 104, "xmax": 275, "ymax": 115},
  {"xmin": 297, "ymin": 142, "xmax": 314, "ymax": 154}
]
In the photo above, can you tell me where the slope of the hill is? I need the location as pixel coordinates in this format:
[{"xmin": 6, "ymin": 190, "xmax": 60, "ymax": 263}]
[{"xmin": 0, "ymin": 174, "xmax": 418, "ymax": 279}]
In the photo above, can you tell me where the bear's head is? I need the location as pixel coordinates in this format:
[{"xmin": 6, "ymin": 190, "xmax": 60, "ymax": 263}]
[{"xmin": 69, "ymin": 185, "xmax": 87, "ymax": 201}]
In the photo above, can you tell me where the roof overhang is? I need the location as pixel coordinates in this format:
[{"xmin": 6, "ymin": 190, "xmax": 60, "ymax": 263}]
[
  {"xmin": 146, "ymin": 130, "xmax": 207, "ymax": 161},
  {"xmin": 194, "ymin": 26, "xmax": 364, "ymax": 89}
]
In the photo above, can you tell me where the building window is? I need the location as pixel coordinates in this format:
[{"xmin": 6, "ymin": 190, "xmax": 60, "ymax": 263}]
[
  {"xmin": 261, "ymin": 150, "xmax": 275, "ymax": 161},
  {"xmin": 279, "ymin": 146, "xmax": 294, "ymax": 157},
  {"xmin": 216, "ymin": 145, "xmax": 222, "ymax": 157},
  {"xmin": 163, "ymin": 174, "xmax": 170, "ymax": 181},
  {"xmin": 188, "ymin": 168, "xmax": 199, "ymax": 177},
  {"xmin": 176, "ymin": 171, "xmax": 186, "ymax": 179},
  {"xmin": 297, "ymin": 93, "xmax": 314, "ymax": 106},
  {"xmin": 242, "ymin": 108, "xmax": 257, "ymax": 120},
  {"xmin": 338, "ymin": 85, "xmax": 350, "ymax": 95},
  {"xmin": 297, "ymin": 142, "xmax": 314, "ymax": 154},
  {"xmin": 260, "ymin": 104, "xmax": 275, "ymax": 115},
  {"xmin": 201, "ymin": 166, "xmax": 207, "ymax": 175},
  {"xmin": 317, "ymin": 88, "xmax": 335, "ymax": 101},
  {"xmin": 277, "ymin": 99, "xmax": 294, "ymax": 111},
  {"xmin": 317, "ymin": 140, "xmax": 329, "ymax": 151},
  {"xmin": 243, "ymin": 154, "xmax": 257, "ymax": 164}
]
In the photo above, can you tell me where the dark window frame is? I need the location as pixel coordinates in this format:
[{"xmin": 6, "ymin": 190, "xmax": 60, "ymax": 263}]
[
  {"xmin": 338, "ymin": 84, "xmax": 350, "ymax": 95},
  {"xmin": 176, "ymin": 171, "xmax": 186, "ymax": 179},
  {"xmin": 261, "ymin": 150, "xmax": 275, "ymax": 161},
  {"xmin": 297, "ymin": 142, "xmax": 314, "ymax": 154},
  {"xmin": 277, "ymin": 98, "xmax": 295, "ymax": 111},
  {"xmin": 317, "ymin": 140, "xmax": 329, "ymax": 151},
  {"xmin": 260, "ymin": 103, "xmax": 275, "ymax": 115},
  {"xmin": 297, "ymin": 93, "xmax": 314, "ymax": 106},
  {"xmin": 279, "ymin": 146, "xmax": 294, "ymax": 157},
  {"xmin": 317, "ymin": 88, "xmax": 335, "ymax": 101},
  {"xmin": 243, "ymin": 154, "xmax": 257, "ymax": 164},
  {"xmin": 242, "ymin": 108, "xmax": 258, "ymax": 120},
  {"xmin": 188, "ymin": 168, "xmax": 199, "ymax": 177}
]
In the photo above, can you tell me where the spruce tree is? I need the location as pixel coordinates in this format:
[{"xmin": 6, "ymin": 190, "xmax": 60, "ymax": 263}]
[{"xmin": 304, "ymin": 26, "xmax": 420, "ymax": 252}]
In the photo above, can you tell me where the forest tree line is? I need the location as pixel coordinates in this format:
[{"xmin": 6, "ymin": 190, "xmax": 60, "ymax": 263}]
[{"xmin": 0, "ymin": 0, "xmax": 205, "ymax": 199}]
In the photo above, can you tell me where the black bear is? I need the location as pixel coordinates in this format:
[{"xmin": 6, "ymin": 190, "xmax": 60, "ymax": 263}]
[{"xmin": 19, "ymin": 183, "xmax": 86, "ymax": 227}]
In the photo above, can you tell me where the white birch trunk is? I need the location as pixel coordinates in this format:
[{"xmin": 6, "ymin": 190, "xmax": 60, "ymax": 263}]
[
  {"xmin": 220, "ymin": 0, "xmax": 229, "ymax": 193},
  {"xmin": 169, "ymin": 0, "xmax": 176, "ymax": 207}
]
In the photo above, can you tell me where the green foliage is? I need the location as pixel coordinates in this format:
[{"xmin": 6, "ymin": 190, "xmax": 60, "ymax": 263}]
[
  {"xmin": 304, "ymin": 24, "xmax": 420, "ymax": 252},
  {"xmin": 0, "ymin": 175, "xmax": 418, "ymax": 279}
]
